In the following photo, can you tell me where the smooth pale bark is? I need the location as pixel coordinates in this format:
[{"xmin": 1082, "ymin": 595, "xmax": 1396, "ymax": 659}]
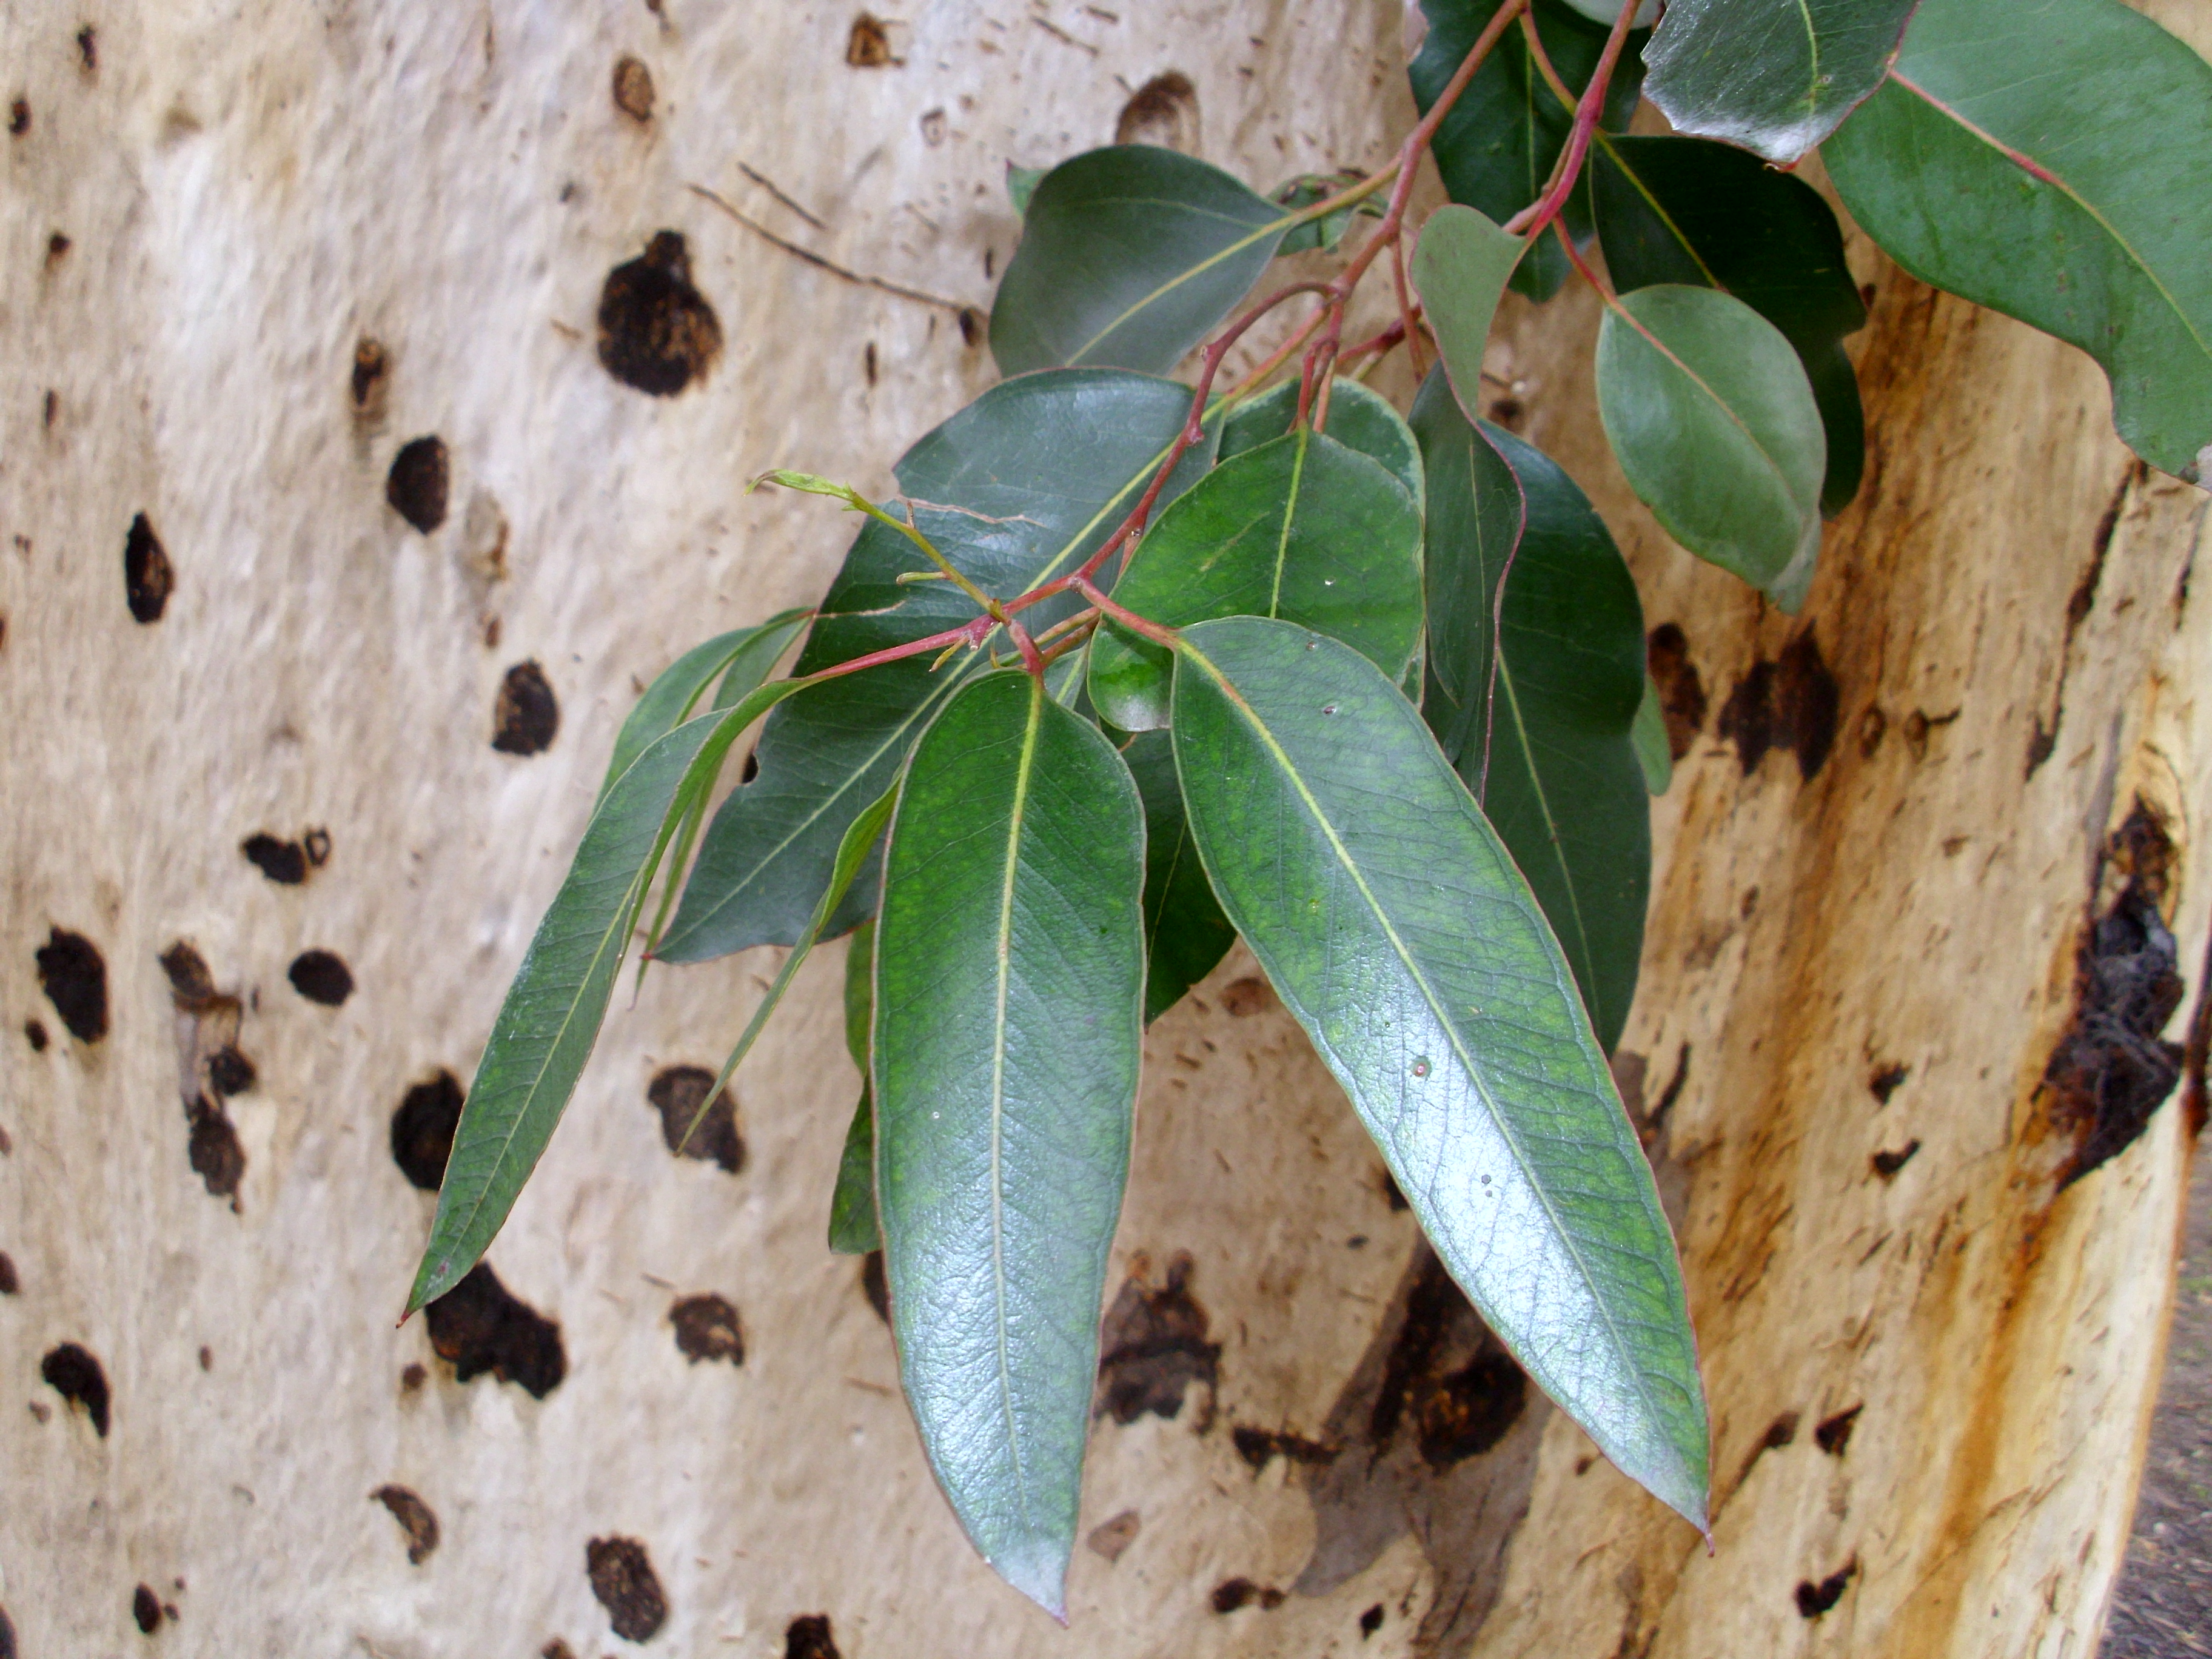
[{"xmin": 1, "ymin": 4, "xmax": 2201, "ymax": 1657}]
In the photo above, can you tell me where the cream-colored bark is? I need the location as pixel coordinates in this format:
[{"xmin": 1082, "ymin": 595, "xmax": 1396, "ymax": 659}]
[{"xmin": 1, "ymin": 4, "xmax": 2202, "ymax": 1657}]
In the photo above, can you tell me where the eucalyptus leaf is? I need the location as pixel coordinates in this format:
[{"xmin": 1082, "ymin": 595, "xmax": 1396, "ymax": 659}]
[
  {"xmin": 1411, "ymin": 0, "xmax": 1645, "ymax": 301},
  {"xmin": 661, "ymin": 370, "xmax": 1214, "ymax": 963},
  {"xmin": 1824, "ymin": 0, "xmax": 2212, "ymax": 478},
  {"xmin": 1006, "ymin": 163, "xmax": 1048, "ymax": 218},
  {"xmin": 600, "ymin": 610, "xmax": 808, "ymax": 805},
  {"xmin": 1591, "ymin": 135, "xmax": 1867, "ymax": 513},
  {"xmin": 1632, "ymin": 675, "xmax": 1674, "ymax": 795},
  {"xmin": 1410, "ymin": 204, "xmax": 1525, "ymax": 419},
  {"xmin": 1087, "ymin": 427, "xmax": 1423, "ymax": 731},
  {"xmin": 1122, "ymin": 729, "xmax": 1236, "ymax": 1024},
  {"xmin": 1413, "ymin": 371, "xmax": 1651, "ymax": 1051},
  {"xmin": 1170, "ymin": 617, "xmax": 1708, "ymax": 1530},
  {"xmin": 1643, "ymin": 0, "xmax": 1917, "ymax": 164},
  {"xmin": 874, "ymin": 671, "xmax": 1145, "ymax": 1618},
  {"xmin": 1220, "ymin": 377, "xmax": 1423, "ymax": 503},
  {"xmin": 1596, "ymin": 284, "xmax": 1826, "ymax": 608},
  {"xmin": 830, "ymin": 921, "xmax": 880, "ymax": 1254},
  {"xmin": 1272, "ymin": 170, "xmax": 1380, "ymax": 253},
  {"xmin": 407, "ymin": 676, "xmax": 810, "ymax": 1313},
  {"xmin": 990, "ymin": 146, "xmax": 1292, "ymax": 377}
]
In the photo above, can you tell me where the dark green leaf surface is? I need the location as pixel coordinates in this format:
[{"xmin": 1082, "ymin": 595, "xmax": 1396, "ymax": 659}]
[
  {"xmin": 1597, "ymin": 284, "xmax": 1825, "ymax": 608},
  {"xmin": 408, "ymin": 678, "xmax": 808, "ymax": 1313},
  {"xmin": 1221, "ymin": 377, "xmax": 1424, "ymax": 506},
  {"xmin": 1170, "ymin": 617, "xmax": 1707, "ymax": 1530},
  {"xmin": 1122, "ymin": 729, "xmax": 1236, "ymax": 1023},
  {"xmin": 990, "ymin": 146, "xmax": 1290, "ymax": 377},
  {"xmin": 1592, "ymin": 135, "xmax": 1867, "ymax": 513},
  {"xmin": 662, "ymin": 370, "xmax": 1212, "ymax": 963},
  {"xmin": 1411, "ymin": 205, "xmax": 1526, "ymax": 417},
  {"xmin": 831, "ymin": 921, "xmax": 880, "ymax": 1254},
  {"xmin": 1825, "ymin": 0, "xmax": 2212, "ymax": 477},
  {"xmin": 1087, "ymin": 427, "xmax": 1423, "ymax": 731},
  {"xmin": 1413, "ymin": 374, "xmax": 1650, "ymax": 1051},
  {"xmin": 1632, "ymin": 675, "xmax": 1673, "ymax": 795},
  {"xmin": 600, "ymin": 611, "xmax": 808, "ymax": 804},
  {"xmin": 1412, "ymin": 0, "xmax": 1645, "ymax": 301},
  {"xmin": 1643, "ymin": 0, "xmax": 1916, "ymax": 163},
  {"xmin": 873, "ymin": 671, "xmax": 1146, "ymax": 1617}
]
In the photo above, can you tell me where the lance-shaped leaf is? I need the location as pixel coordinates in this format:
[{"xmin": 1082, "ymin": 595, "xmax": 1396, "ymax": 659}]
[
  {"xmin": 1121, "ymin": 729, "xmax": 1236, "ymax": 1024},
  {"xmin": 1632, "ymin": 676, "xmax": 1673, "ymax": 795},
  {"xmin": 873, "ymin": 671, "xmax": 1146, "ymax": 1618},
  {"xmin": 1411, "ymin": 0, "xmax": 1646, "ymax": 301},
  {"xmin": 661, "ymin": 370, "xmax": 1213, "ymax": 963},
  {"xmin": 1221, "ymin": 377, "xmax": 1423, "ymax": 504},
  {"xmin": 990, "ymin": 146, "xmax": 1292, "ymax": 377},
  {"xmin": 1597, "ymin": 284, "xmax": 1826, "ymax": 609},
  {"xmin": 407, "ymin": 677, "xmax": 808, "ymax": 1313},
  {"xmin": 830, "ymin": 921, "xmax": 882, "ymax": 1254},
  {"xmin": 1824, "ymin": 0, "xmax": 2212, "ymax": 478},
  {"xmin": 600, "ymin": 611, "xmax": 808, "ymax": 805},
  {"xmin": 1643, "ymin": 0, "xmax": 1917, "ymax": 163},
  {"xmin": 1170, "ymin": 617, "xmax": 1708, "ymax": 1529},
  {"xmin": 1414, "ymin": 374, "xmax": 1650, "ymax": 1052},
  {"xmin": 1412, "ymin": 204, "xmax": 1526, "ymax": 417},
  {"xmin": 1591, "ymin": 135, "xmax": 1868, "ymax": 513},
  {"xmin": 1087, "ymin": 427, "xmax": 1423, "ymax": 731}
]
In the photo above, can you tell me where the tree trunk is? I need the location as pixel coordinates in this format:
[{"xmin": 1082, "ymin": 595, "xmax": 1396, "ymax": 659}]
[{"xmin": 2, "ymin": 4, "xmax": 2202, "ymax": 1656}]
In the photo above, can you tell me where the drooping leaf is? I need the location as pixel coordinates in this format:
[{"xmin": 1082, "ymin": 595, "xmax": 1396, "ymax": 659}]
[
  {"xmin": 873, "ymin": 671, "xmax": 1146, "ymax": 1618},
  {"xmin": 1643, "ymin": 0, "xmax": 1916, "ymax": 164},
  {"xmin": 1219, "ymin": 377, "xmax": 1423, "ymax": 503},
  {"xmin": 1170, "ymin": 617, "xmax": 1708, "ymax": 1530},
  {"xmin": 1121, "ymin": 729, "xmax": 1236, "ymax": 1023},
  {"xmin": 830, "ymin": 920, "xmax": 880, "ymax": 1254},
  {"xmin": 1410, "ymin": 204, "xmax": 1526, "ymax": 417},
  {"xmin": 600, "ymin": 610, "xmax": 808, "ymax": 804},
  {"xmin": 1411, "ymin": 0, "xmax": 1646, "ymax": 301},
  {"xmin": 1824, "ymin": 0, "xmax": 2212, "ymax": 478},
  {"xmin": 1632, "ymin": 675, "xmax": 1674, "ymax": 794},
  {"xmin": 1413, "ymin": 372, "xmax": 1651, "ymax": 1052},
  {"xmin": 660, "ymin": 370, "xmax": 1214, "ymax": 963},
  {"xmin": 407, "ymin": 676, "xmax": 809, "ymax": 1313},
  {"xmin": 1596, "ymin": 284, "xmax": 1825, "ymax": 608},
  {"xmin": 1591, "ymin": 135, "xmax": 1868, "ymax": 513},
  {"xmin": 1087, "ymin": 427, "xmax": 1423, "ymax": 731},
  {"xmin": 990, "ymin": 146, "xmax": 1292, "ymax": 377}
]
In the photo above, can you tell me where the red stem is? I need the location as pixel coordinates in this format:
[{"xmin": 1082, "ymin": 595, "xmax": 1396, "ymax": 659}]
[
  {"xmin": 1074, "ymin": 577, "xmax": 1179, "ymax": 649},
  {"xmin": 1503, "ymin": 0, "xmax": 1637, "ymax": 240}
]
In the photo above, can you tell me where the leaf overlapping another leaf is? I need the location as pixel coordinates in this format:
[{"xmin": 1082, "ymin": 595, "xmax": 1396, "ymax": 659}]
[
  {"xmin": 1410, "ymin": 204, "xmax": 1526, "ymax": 417},
  {"xmin": 1643, "ymin": 0, "xmax": 1917, "ymax": 164}
]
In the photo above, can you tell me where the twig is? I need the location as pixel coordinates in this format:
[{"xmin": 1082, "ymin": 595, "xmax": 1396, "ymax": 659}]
[
  {"xmin": 735, "ymin": 159, "xmax": 826, "ymax": 230},
  {"xmin": 688, "ymin": 184, "xmax": 968, "ymax": 313}
]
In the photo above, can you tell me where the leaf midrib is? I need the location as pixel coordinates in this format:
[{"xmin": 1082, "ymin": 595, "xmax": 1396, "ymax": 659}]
[
  {"xmin": 1492, "ymin": 648, "xmax": 1601, "ymax": 1007},
  {"xmin": 1068, "ymin": 212, "xmax": 1293, "ymax": 364}
]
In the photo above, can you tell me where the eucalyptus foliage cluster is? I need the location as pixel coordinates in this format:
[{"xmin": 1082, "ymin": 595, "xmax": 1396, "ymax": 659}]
[{"xmin": 403, "ymin": 0, "xmax": 2212, "ymax": 1618}]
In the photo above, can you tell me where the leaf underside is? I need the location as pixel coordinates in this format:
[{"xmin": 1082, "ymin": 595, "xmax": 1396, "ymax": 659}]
[
  {"xmin": 1411, "ymin": 204, "xmax": 1526, "ymax": 421},
  {"xmin": 1643, "ymin": 0, "xmax": 1919, "ymax": 164}
]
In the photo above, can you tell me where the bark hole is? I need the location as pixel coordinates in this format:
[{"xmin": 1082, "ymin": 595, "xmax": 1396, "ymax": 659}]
[
  {"xmin": 391, "ymin": 1070, "xmax": 464, "ymax": 1191},
  {"xmin": 586, "ymin": 1536, "xmax": 668, "ymax": 1643},
  {"xmin": 288, "ymin": 949, "xmax": 355, "ymax": 1007},
  {"xmin": 668, "ymin": 1292, "xmax": 744, "ymax": 1365},
  {"xmin": 492, "ymin": 661, "xmax": 560, "ymax": 756},
  {"xmin": 386, "ymin": 436, "xmax": 449, "ymax": 534},
  {"xmin": 41, "ymin": 1341, "xmax": 110, "ymax": 1436},
  {"xmin": 424, "ymin": 1264, "xmax": 566, "ymax": 1398},
  {"xmin": 597, "ymin": 231, "xmax": 721, "ymax": 397},
  {"xmin": 123, "ymin": 512, "xmax": 172, "ymax": 623},
  {"xmin": 35, "ymin": 927, "xmax": 107, "ymax": 1042}
]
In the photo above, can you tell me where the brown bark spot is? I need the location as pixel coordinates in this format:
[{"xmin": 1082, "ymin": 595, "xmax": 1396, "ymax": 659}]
[
  {"xmin": 1814, "ymin": 1404, "xmax": 1862, "ymax": 1456},
  {"xmin": 1220, "ymin": 976, "xmax": 1276, "ymax": 1017},
  {"xmin": 492, "ymin": 660, "xmax": 560, "ymax": 756},
  {"xmin": 1718, "ymin": 630, "xmax": 1839, "ymax": 780},
  {"xmin": 1868, "ymin": 1062, "xmax": 1909, "ymax": 1105},
  {"xmin": 1871, "ymin": 1140, "xmax": 1920, "ymax": 1180},
  {"xmin": 0, "ymin": 1603, "xmax": 14, "ymax": 1658},
  {"xmin": 669, "ymin": 1293, "xmax": 743, "ymax": 1365},
  {"xmin": 372, "ymin": 1484, "xmax": 441, "ymax": 1564},
  {"xmin": 122, "ymin": 512, "xmax": 172, "ymax": 624},
  {"xmin": 611, "ymin": 55, "xmax": 654, "ymax": 122},
  {"xmin": 1116, "ymin": 72, "xmax": 1198, "ymax": 150},
  {"xmin": 350, "ymin": 337, "xmax": 389, "ymax": 420},
  {"xmin": 0, "ymin": 1252, "xmax": 16, "ymax": 1295},
  {"xmin": 76, "ymin": 25, "xmax": 96, "ymax": 72},
  {"xmin": 859, "ymin": 1250, "xmax": 889, "ymax": 1322},
  {"xmin": 646, "ymin": 1065, "xmax": 743, "ymax": 1172},
  {"xmin": 1360, "ymin": 1603, "xmax": 1385, "ymax": 1637},
  {"xmin": 586, "ymin": 1536, "xmax": 668, "ymax": 1643},
  {"xmin": 187, "ymin": 1101, "xmax": 245, "ymax": 1201},
  {"xmin": 385, "ymin": 435, "xmax": 449, "ymax": 533},
  {"xmin": 132, "ymin": 1584, "xmax": 160, "ymax": 1634},
  {"xmin": 23, "ymin": 1020, "xmax": 45, "ymax": 1052},
  {"xmin": 845, "ymin": 15, "xmax": 895, "ymax": 66},
  {"xmin": 41, "ymin": 1341, "xmax": 110, "ymax": 1435},
  {"xmin": 241, "ymin": 833, "xmax": 307, "ymax": 884},
  {"xmin": 1233, "ymin": 1425, "xmax": 1338, "ymax": 1471},
  {"xmin": 424, "ymin": 1264, "xmax": 565, "ymax": 1398},
  {"xmin": 1086, "ymin": 1510, "xmax": 1141, "ymax": 1563},
  {"xmin": 287, "ymin": 949, "xmax": 354, "ymax": 1007},
  {"xmin": 206, "ymin": 1045, "xmax": 255, "ymax": 1096},
  {"xmin": 597, "ymin": 231, "xmax": 721, "ymax": 397},
  {"xmin": 1210, "ymin": 1578, "xmax": 1285, "ymax": 1614},
  {"xmin": 1644, "ymin": 623, "xmax": 1706, "ymax": 761},
  {"xmin": 1794, "ymin": 1560, "xmax": 1857, "ymax": 1618},
  {"xmin": 1096, "ymin": 1251, "xmax": 1220, "ymax": 1424},
  {"xmin": 785, "ymin": 1614, "xmax": 842, "ymax": 1658},
  {"xmin": 391, "ymin": 1070, "xmax": 464, "ymax": 1191},
  {"xmin": 36, "ymin": 927, "xmax": 107, "ymax": 1042},
  {"xmin": 7, "ymin": 99, "xmax": 27, "ymax": 136}
]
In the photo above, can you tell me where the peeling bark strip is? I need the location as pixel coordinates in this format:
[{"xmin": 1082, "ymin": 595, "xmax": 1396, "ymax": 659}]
[{"xmin": 2043, "ymin": 801, "xmax": 2187, "ymax": 1186}]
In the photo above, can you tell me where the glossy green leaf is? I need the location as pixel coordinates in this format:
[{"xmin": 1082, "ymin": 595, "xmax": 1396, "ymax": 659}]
[
  {"xmin": 1632, "ymin": 675, "xmax": 1674, "ymax": 795},
  {"xmin": 1121, "ymin": 729, "xmax": 1236, "ymax": 1024},
  {"xmin": 830, "ymin": 921, "xmax": 880, "ymax": 1255},
  {"xmin": 407, "ymin": 676, "xmax": 809, "ymax": 1313},
  {"xmin": 1411, "ymin": 0, "xmax": 1645, "ymax": 301},
  {"xmin": 600, "ymin": 610, "xmax": 808, "ymax": 805},
  {"xmin": 1591, "ymin": 135, "xmax": 1867, "ymax": 514},
  {"xmin": 1219, "ymin": 377, "xmax": 1423, "ymax": 503},
  {"xmin": 1170, "ymin": 617, "xmax": 1707, "ymax": 1530},
  {"xmin": 1596, "ymin": 284, "xmax": 1825, "ymax": 608},
  {"xmin": 1087, "ymin": 427, "xmax": 1423, "ymax": 731},
  {"xmin": 990, "ymin": 146, "xmax": 1291, "ymax": 377},
  {"xmin": 1411, "ymin": 204, "xmax": 1526, "ymax": 418},
  {"xmin": 1413, "ymin": 372, "xmax": 1650, "ymax": 1051},
  {"xmin": 1644, "ymin": 0, "xmax": 1914, "ymax": 164},
  {"xmin": 662, "ymin": 370, "xmax": 1213, "ymax": 963},
  {"xmin": 1824, "ymin": 0, "xmax": 2212, "ymax": 478},
  {"xmin": 873, "ymin": 671, "xmax": 1146, "ymax": 1618}
]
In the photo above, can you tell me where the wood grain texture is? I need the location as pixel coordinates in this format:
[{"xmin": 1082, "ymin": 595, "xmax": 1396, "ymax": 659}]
[{"xmin": 1, "ymin": 2, "xmax": 2202, "ymax": 1655}]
